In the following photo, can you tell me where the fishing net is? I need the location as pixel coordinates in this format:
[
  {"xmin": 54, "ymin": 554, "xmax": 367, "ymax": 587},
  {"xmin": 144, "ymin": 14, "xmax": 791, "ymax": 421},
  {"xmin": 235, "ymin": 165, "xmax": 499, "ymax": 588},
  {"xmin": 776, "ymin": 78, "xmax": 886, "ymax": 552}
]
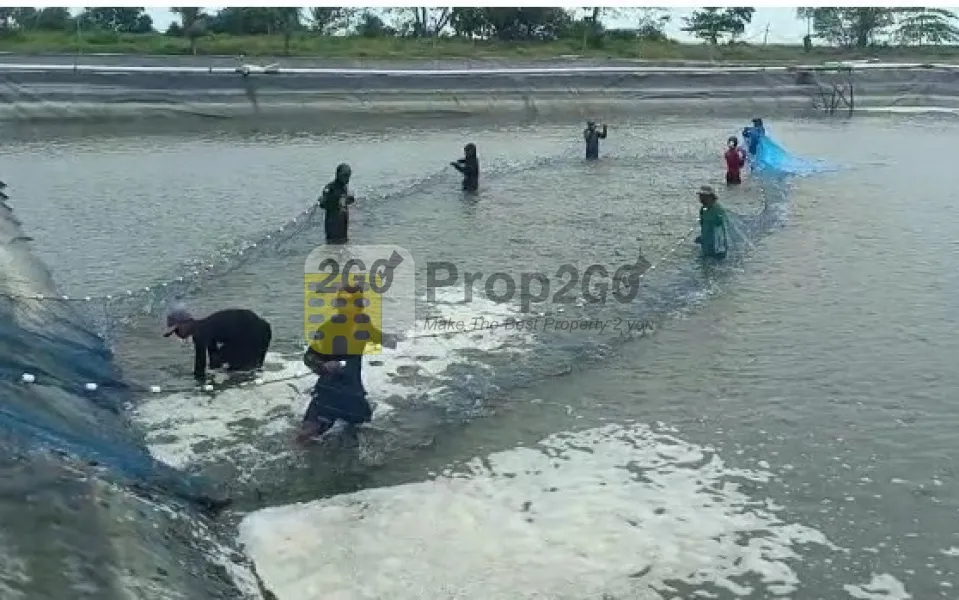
[{"xmin": 753, "ymin": 134, "xmax": 831, "ymax": 177}]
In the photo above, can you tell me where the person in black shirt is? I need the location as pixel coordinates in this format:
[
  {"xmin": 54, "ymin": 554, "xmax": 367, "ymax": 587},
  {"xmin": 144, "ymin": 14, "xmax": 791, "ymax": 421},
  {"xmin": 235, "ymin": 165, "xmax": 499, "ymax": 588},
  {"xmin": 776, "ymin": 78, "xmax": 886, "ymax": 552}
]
[
  {"xmin": 163, "ymin": 305, "xmax": 272, "ymax": 380},
  {"xmin": 450, "ymin": 143, "xmax": 479, "ymax": 192},
  {"xmin": 583, "ymin": 120, "xmax": 608, "ymax": 160},
  {"xmin": 318, "ymin": 163, "xmax": 355, "ymax": 244},
  {"xmin": 297, "ymin": 285, "xmax": 398, "ymax": 442}
]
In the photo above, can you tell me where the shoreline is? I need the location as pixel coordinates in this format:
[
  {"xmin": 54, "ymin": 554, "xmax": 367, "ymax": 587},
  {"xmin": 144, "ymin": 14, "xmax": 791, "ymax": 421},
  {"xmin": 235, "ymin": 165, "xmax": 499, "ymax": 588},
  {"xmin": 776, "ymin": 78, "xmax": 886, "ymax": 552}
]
[{"xmin": 1, "ymin": 58, "xmax": 958, "ymax": 123}]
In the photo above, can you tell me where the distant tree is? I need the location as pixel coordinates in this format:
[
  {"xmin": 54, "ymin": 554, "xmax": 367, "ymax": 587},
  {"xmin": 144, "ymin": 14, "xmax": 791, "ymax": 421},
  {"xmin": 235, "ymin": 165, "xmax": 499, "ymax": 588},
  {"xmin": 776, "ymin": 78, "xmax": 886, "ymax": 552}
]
[
  {"xmin": 273, "ymin": 8, "xmax": 302, "ymax": 55},
  {"xmin": 354, "ymin": 11, "xmax": 391, "ymax": 38},
  {"xmin": 576, "ymin": 7, "xmax": 647, "ymax": 50},
  {"xmin": 207, "ymin": 7, "xmax": 303, "ymax": 44},
  {"xmin": 133, "ymin": 13, "xmax": 153, "ymax": 33},
  {"xmin": 682, "ymin": 8, "xmax": 725, "ymax": 44},
  {"xmin": 207, "ymin": 7, "xmax": 242, "ymax": 35},
  {"xmin": 796, "ymin": 8, "xmax": 847, "ymax": 47},
  {"xmin": 11, "ymin": 8, "xmax": 36, "ymax": 28},
  {"xmin": 0, "ymin": 7, "xmax": 72, "ymax": 31},
  {"xmin": 80, "ymin": 7, "xmax": 152, "ymax": 33},
  {"xmin": 484, "ymin": 8, "xmax": 572, "ymax": 41},
  {"xmin": 797, "ymin": 7, "xmax": 815, "ymax": 52},
  {"xmin": 172, "ymin": 7, "xmax": 205, "ymax": 31},
  {"xmin": 635, "ymin": 8, "xmax": 671, "ymax": 42},
  {"xmin": 450, "ymin": 8, "xmax": 490, "ymax": 38},
  {"xmin": 798, "ymin": 8, "xmax": 894, "ymax": 48},
  {"xmin": 34, "ymin": 7, "xmax": 73, "ymax": 31},
  {"xmin": 308, "ymin": 7, "xmax": 353, "ymax": 35},
  {"xmin": 394, "ymin": 8, "xmax": 452, "ymax": 37},
  {"xmin": 448, "ymin": 8, "xmax": 571, "ymax": 41},
  {"xmin": 848, "ymin": 8, "xmax": 895, "ymax": 46},
  {"xmin": 578, "ymin": 7, "xmax": 606, "ymax": 50},
  {"xmin": 724, "ymin": 7, "xmax": 755, "ymax": 41},
  {"xmin": 894, "ymin": 8, "xmax": 959, "ymax": 46},
  {"xmin": 797, "ymin": 7, "xmax": 814, "ymax": 36},
  {"xmin": 209, "ymin": 8, "xmax": 278, "ymax": 35},
  {"xmin": 0, "ymin": 9, "xmax": 14, "ymax": 30},
  {"xmin": 682, "ymin": 7, "xmax": 754, "ymax": 44},
  {"xmin": 171, "ymin": 8, "xmax": 208, "ymax": 54}
]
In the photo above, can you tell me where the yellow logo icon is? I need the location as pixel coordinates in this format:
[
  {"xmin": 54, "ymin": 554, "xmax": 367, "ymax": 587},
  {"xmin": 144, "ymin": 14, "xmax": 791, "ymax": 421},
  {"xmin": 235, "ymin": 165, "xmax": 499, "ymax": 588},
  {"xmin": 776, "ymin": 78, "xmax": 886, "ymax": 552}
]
[{"xmin": 304, "ymin": 271, "xmax": 384, "ymax": 356}]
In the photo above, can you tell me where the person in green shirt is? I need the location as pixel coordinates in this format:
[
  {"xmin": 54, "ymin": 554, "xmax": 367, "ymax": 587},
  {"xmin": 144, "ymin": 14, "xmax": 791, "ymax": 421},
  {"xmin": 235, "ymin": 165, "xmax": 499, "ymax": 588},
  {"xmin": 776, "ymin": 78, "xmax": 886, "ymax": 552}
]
[
  {"xmin": 319, "ymin": 163, "xmax": 355, "ymax": 244},
  {"xmin": 694, "ymin": 185, "xmax": 729, "ymax": 259}
]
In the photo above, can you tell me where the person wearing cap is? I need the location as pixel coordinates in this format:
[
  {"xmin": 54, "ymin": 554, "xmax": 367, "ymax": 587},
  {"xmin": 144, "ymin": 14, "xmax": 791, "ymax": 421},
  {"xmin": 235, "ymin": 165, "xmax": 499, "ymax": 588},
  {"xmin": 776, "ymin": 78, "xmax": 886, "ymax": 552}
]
[
  {"xmin": 694, "ymin": 186, "xmax": 729, "ymax": 260},
  {"xmin": 450, "ymin": 143, "xmax": 479, "ymax": 192},
  {"xmin": 163, "ymin": 305, "xmax": 272, "ymax": 381},
  {"xmin": 298, "ymin": 285, "xmax": 399, "ymax": 442},
  {"xmin": 724, "ymin": 136, "xmax": 747, "ymax": 185},
  {"xmin": 583, "ymin": 120, "xmax": 608, "ymax": 160},
  {"xmin": 319, "ymin": 163, "xmax": 355, "ymax": 244}
]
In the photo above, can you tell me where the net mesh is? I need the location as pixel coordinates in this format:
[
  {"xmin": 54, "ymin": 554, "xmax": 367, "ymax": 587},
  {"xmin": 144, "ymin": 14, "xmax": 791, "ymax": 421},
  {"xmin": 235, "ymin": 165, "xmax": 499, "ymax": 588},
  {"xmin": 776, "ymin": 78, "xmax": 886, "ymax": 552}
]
[{"xmin": 753, "ymin": 133, "xmax": 831, "ymax": 177}]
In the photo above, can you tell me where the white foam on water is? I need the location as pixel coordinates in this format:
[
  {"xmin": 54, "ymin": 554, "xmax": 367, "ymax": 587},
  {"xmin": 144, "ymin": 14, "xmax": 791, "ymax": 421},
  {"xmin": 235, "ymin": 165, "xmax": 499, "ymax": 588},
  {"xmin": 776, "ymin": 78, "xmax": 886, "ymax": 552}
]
[
  {"xmin": 843, "ymin": 574, "xmax": 912, "ymax": 600},
  {"xmin": 238, "ymin": 422, "xmax": 835, "ymax": 600},
  {"xmin": 133, "ymin": 290, "xmax": 536, "ymax": 470},
  {"xmin": 132, "ymin": 353, "xmax": 316, "ymax": 470}
]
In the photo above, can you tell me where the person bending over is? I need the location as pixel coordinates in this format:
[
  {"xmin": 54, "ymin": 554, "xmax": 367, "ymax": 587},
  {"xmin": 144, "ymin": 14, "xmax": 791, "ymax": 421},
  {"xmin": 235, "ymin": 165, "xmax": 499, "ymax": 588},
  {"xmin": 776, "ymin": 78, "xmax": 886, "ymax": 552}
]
[{"xmin": 163, "ymin": 305, "xmax": 272, "ymax": 381}]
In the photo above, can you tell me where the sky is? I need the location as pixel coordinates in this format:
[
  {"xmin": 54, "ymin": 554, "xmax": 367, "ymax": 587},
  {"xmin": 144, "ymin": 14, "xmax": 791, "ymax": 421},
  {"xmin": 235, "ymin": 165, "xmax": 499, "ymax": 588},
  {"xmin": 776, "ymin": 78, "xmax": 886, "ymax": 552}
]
[{"xmin": 142, "ymin": 7, "xmax": 810, "ymax": 44}]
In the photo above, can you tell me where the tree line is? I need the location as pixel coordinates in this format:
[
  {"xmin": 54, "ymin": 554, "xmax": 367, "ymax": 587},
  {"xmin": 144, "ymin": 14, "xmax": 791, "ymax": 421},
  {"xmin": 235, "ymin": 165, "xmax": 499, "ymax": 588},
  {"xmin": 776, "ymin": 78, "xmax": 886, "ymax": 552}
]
[
  {"xmin": 170, "ymin": 7, "xmax": 681, "ymax": 52},
  {"xmin": 0, "ymin": 7, "xmax": 956, "ymax": 51},
  {"xmin": 0, "ymin": 8, "xmax": 672, "ymax": 41},
  {"xmin": 797, "ymin": 8, "xmax": 959, "ymax": 48}
]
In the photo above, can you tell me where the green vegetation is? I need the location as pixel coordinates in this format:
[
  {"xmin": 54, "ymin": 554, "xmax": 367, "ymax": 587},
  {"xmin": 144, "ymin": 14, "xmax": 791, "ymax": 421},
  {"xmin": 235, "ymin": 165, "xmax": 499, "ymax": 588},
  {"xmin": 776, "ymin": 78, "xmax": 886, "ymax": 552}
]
[{"xmin": 0, "ymin": 7, "xmax": 957, "ymax": 62}]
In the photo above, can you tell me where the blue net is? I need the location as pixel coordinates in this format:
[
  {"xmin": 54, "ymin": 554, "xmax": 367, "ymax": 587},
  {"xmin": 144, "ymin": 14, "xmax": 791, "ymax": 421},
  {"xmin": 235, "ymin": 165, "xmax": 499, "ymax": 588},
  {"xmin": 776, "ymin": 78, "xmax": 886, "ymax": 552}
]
[
  {"xmin": 753, "ymin": 133, "xmax": 831, "ymax": 177},
  {"xmin": 0, "ymin": 299, "xmax": 214, "ymax": 502}
]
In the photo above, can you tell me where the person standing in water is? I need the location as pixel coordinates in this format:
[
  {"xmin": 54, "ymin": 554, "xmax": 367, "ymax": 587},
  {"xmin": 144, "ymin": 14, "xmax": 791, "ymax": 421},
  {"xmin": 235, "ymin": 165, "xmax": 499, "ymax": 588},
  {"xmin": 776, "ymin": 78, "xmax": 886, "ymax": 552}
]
[
  {"xmin": 319, "ymin": 163, "xmax": 355, "ymax": 244},
  {"xmin": 298, "ymin": 285, "xmax": 399, "ymax": 442},
  {"xmin": 450, "ymin": 143, "xmax": 479, "ymax": 192},
  {"xmin": 724, "ymin": 136, "xmax": 747, "ymax": 185},
  {"xmin": 583, "ymin": 120, "xmax": 608, "ymax": 160},
  {"xmin": 694, "ymin": 185, "xmax": 729, "ymax": 260},
  {"xmin": 163, "ymin": 304, "xmax": 273, "ymax": 381},
  {"xmin": 742, "ymin": 118, "xmax": 765, "ymax": 159}
]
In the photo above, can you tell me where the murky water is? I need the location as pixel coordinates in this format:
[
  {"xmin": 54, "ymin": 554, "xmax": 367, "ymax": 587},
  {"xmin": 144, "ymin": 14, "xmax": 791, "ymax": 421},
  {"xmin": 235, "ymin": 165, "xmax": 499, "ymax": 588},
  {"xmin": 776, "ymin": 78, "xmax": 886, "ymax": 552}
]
[{"xmin": 2, "ymin": 113, "xmax": 957, "ymax": 598}]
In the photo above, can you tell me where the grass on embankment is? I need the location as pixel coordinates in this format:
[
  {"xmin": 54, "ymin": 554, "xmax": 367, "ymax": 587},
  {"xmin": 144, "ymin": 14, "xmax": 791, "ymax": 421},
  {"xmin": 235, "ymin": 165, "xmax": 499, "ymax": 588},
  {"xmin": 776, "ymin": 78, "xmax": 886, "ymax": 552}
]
[{"xmin": 2, "ymin": 30, "xmax": 959, "ymax": 63}]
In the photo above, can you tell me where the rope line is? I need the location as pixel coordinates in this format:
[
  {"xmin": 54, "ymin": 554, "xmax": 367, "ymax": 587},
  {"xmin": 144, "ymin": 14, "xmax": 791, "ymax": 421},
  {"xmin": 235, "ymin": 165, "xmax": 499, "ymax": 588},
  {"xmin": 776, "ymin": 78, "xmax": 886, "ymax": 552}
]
[
  {"xmin": 3, "ymin": 171, "xmax": 444, "ymax": 305},
  {"xmin": 5, "ymin": 151, "xmax": 580, "ymax": 307},
  {"xmin": 4, "ymin": 207, "xmax": 317, "ymax": 304},
  {"xmin": 10, "ymin": 225, "xmax": 699, "ymax": 395}
]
